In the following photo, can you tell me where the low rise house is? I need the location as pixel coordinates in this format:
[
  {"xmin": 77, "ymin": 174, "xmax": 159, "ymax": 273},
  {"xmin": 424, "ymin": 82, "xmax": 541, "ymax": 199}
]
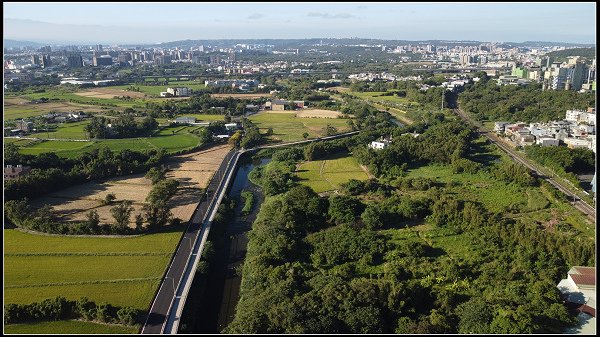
[
  {"xmin": 266, "ymin": 100, "xmax": 305, "ymax": 111},
  {"xmin": 494, "ymin": 121, "xmax": 510, "ymax": 133},
  {"xmin": 557, "ymin": 266, "xmax": 595, "ymax": 334},
  {"xmin": 166, "ymin": 87, "xmax": 192, "ymax": 97},
  {"xmin": 516, "ymin": 133, "xmax": 535, "ymax": 146},
  {"xmin": 587, "ymin": 135, "xmax": 596, "ymax": 153},
  {"xmin": 369, "ymin": 137, "xmax": 392, "ymax": 150},
  {"xmin": 225, "ymin": 123, "xmax": 239, "ymax": 131},
  {"xmin": 174, "ymin": 116, "xmax": 197, "ymax": 125},
  {"xmin": 15, "ymin": 120, "xmax": 33, "ymax": 133},
  {"xmin": 536, "ymin": 136, "xmax": 559, "ymax": 147},
  {"xmin": 563, "ymin": 137, "xmax": 591, "ymax": 149},
  {"xmin": 4, "ymin": 165, "xmax": 31, "ymax": 180}
]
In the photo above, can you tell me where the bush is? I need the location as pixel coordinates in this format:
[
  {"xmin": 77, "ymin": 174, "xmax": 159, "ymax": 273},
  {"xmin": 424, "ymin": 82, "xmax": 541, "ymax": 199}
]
[
  {"xmin": 241, "ymin": 190, "xmax": 255, "ymax": 216},
  {"xmin": 117, "ymin": 307, "xmax": 139, "ymax": 325}
]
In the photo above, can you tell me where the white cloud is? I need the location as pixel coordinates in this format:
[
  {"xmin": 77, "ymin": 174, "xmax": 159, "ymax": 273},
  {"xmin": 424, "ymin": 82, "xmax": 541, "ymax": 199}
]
[
  {"xmin": 247, "ymin": 13, "xmax": 264, "ymax": 20},
  {"xmin": 307, "ymin": 12, "xmax": 356, "ymax": 19}
]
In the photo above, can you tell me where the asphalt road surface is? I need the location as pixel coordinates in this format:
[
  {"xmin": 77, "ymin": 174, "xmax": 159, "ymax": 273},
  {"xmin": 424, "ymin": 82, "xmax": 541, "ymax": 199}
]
[
  {"xmin": 141, "ymin": 131, "xmax": 361, "ymax": 333},
  {"xmin": 141, "ymin": 150, "xmax": 235, "ymax": 334}
]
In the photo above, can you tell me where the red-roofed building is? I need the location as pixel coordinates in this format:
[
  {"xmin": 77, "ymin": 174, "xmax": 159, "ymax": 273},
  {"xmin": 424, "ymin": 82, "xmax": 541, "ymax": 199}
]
[
  {"xmin": 557, "ymin": 266, "xmax": 596, "ymax": 334},
  {"xmin": 568, "ymin": 266, "xmax": 596, "ymax": 290}
]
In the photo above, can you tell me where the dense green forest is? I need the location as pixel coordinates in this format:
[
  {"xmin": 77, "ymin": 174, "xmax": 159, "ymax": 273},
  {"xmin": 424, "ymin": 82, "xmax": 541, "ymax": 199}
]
[
  {"xmin": 524, "ymin": 145, "xmax": 596, "ymax": 187},
  {"xmin": 545, "ymin": 48, "xmax": 596, "ymax": 61},
  {"xmin": 459, "ymin": 80, "xmax": 595, "ymax": 122},
  {"xmin": 225, "ymin": 117, "xmax": 594, "ymax": 334}
]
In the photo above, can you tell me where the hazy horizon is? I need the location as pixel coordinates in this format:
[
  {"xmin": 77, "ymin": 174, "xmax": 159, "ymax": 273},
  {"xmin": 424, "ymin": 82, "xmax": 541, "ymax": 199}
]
[{"xmin": 3, "ymin": 2, "xmax": 597, "ymax": 45}]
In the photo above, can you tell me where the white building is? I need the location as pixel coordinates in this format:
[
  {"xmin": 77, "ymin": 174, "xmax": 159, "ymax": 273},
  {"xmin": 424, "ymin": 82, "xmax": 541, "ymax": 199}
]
[
  {"xmin": 166, "ymin": 87, "xmax": 192, "ymax": 97},
  {"xmin": 566, "ymin": 110, "xmax": 596, "ymax": 125},
  {"xmin": 563, "ymin": 137, "xmax": 591, "ymax": 149},
  {"xmin": 494, "ymin": 121, "xmax": 510, "ymax": 133},
  {"xmin": 369, "ymin": 141, "xmax": 390, "ymax": 150},
  {"xmin": 587, "ymin": 135, "xmax": 596, "ymax": 153},
  {"xmin": 557, "ymin": 266, "xmax": 595, "ymax": 334},
  {"xmin": 536, "ymin": 137, "xmax": 559, "ymax": 147},
  {"xmin": 225, "ymin": 123, "xmax": 239, "ymax": 131}
]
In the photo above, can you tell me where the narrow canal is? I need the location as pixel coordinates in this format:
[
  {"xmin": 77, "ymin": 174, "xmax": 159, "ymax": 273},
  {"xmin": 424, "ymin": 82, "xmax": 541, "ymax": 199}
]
[{"xmin": 182, "ymin": 154, "xmax": 270, "ymax": 334}]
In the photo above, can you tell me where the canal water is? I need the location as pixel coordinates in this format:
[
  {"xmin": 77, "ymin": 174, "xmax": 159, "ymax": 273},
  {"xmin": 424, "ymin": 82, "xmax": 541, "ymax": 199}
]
[{"xmin": 188, "ymin": 154, "xmax": 270, "ymax": 333}]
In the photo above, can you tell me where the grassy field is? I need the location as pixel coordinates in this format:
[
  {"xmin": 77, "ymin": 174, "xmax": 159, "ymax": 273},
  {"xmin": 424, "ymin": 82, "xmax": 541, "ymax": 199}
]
[
  {"xmin": 249, "ymin": 112, "xmax": 352, "ymax": 142},
  {"xmin": 4, "ymin": 320, "xmax": 138, "ymax": 334},
  {"xmin": 404, "ymin": 163, "xmax": 594, "ymax": 238},
  {"xmin": 296, "ymin": 155, "xmax": 369, "ymax": 193},
  {"xmin": 110, "ymin": 82, "xmax": 209, "ymax": 97},
  {"xmin": 350, "ymin": 91, "xmax": 418, "ymax": 106},
  {"xmin": 4, "ymin": 100, "xmax": 113, "ymax": 120},
  {"xmin": 4, "ymin": 225, "xmax": 184, "ymax": 310},
  {"xmin": 13, "ymin": 125, "xmax": 203, "ymax": 158},
  {"xmin": 176, "ymin": 113, "xmax": 225, "ymax": 122},
  {"xmin": 28, "ymin": 121, "xmax": 89, "ymax": 140}
]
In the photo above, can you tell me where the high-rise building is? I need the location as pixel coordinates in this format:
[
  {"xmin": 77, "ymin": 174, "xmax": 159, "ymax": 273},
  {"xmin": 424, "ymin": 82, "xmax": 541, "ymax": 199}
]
[
  {"xmin": 118, "ymin": 53, "xmax": 132, "ymax": 66},
  {"xmin": 31, "ymin": 54, "xmax": 40, "ymax": 65},
  {"xmin": 209, "ymin": 54, "xmax": 221, "ymax": 65},
  {"xmin": 41, "ymin": 54, "xmax": 52, "ymax": 68},
  {"xmin": 93, "ymin": 55, "xmax": 113, "ymax": 66},
  {"xmin": 570, "ymin": 62, "xmax": 588, "ymax": 91},
  {"xmin": 67, "ymin": 53, "xmax": 83, "ymax": 68},
  {"xmin": 153, "ymin": 54, "xmax": 171, "ymax": 65},
  {"xmin": 95, "ymin": 44, "xmax": 103, "ymax": 52}
]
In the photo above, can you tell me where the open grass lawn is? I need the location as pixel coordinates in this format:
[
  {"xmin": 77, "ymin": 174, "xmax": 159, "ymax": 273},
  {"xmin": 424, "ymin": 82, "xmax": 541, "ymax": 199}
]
[
  {"xmin": 296, "ymin": 155, "xmax": 369, "ymax": 193},
  {"xmin": 4, "ymin": 225, "xmax": 185, "ymax": 310},
  {"xmin": 351, "ymin": 91, "xmax": 418, "ymax": 106},
  {"xmin": 28, "ymin": 121, "xmax": 89, "ymax": 140},
  {"xmin": 4, "ymin": 320, "xmax": 139, "ymax": 334},
  {"xmin": 4, "ymin": 101, "xmax": 113, "ymax": 120},
  {"xmin": 18, "ymin": 140, "xmax": 94, "ymax": 156},
  {"xmin": 249, "ymin": 112, "xmax": 352, "ymax": 142},
  {"xmin": 110, "ymin": 82, "xmax": 208, "ymax": 97},
  {"xmin": 177, "ymin": 113, "xmax": 225, "ymax": 122},
  {"xmin": 14, "ymin": 125, "xmax": 202, "ymax": 158}
]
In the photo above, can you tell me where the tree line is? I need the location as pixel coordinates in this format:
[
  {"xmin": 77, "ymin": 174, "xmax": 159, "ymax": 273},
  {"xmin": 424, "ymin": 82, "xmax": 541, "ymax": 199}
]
[
  {"xmin": 459, "ymin": 79, "xmax": 595, "ymax": 122},
  {"xmin": 4, "ymin": 296, "xmax": 140, "ymax": 327},
  {"xmin": 5, "ymin": 145, "xmax": 166, "ymax": 201}
]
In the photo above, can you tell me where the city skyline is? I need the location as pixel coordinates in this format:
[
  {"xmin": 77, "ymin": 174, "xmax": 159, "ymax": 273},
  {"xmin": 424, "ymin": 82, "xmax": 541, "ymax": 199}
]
[{"xmin": 3, "ymin": 2, "xmax": 597, "ymax": 45}]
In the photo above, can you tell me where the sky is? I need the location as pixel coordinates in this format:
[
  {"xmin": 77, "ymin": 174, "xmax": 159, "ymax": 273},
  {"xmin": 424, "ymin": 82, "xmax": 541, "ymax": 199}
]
[{"xmin": 3, "ymin": 2, "xmax": 597, "ymax": 45}]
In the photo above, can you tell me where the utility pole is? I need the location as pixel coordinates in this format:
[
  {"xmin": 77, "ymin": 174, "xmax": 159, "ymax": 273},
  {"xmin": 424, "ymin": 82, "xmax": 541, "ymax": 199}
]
[{"xmin": 441, "ymin": 89, "xmax": 444, "ymax": 113}]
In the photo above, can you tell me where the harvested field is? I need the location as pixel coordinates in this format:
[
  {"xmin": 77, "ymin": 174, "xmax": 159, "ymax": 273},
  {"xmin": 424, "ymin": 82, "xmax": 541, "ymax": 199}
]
[
  {"xmin": 47, "ymin": 177, "xmax": 152, "ymax": 201},
  {"xmin": 296, "ymin": 109, "xmax": 342, "ymax": 118},
  {"xmin": 210, "ymin": 93, "xmax": 272, "ymax": 99},
  {"xmin": 74, "ymin": 88, "xmax": 147, "ymax": 99},
  {"xmin": 28, "ymin": 144, "xmax": 231, "ymax": 226},
  {"xmin": 164, "ymin": 144, "xmax": 232, "ymax": 221},
  {"xmin": 31, "ymin": 174, "xmax": 152, "ymax": 227},
  {"xmin": 169, "ymin": 188, "xmax": 204, "ymax": 221}
]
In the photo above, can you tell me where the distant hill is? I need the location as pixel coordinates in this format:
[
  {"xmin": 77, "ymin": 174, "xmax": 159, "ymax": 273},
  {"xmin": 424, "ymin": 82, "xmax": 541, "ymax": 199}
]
[
  {"xmin": 545, "ymin": 47, "xmax": 596, "ymax": 60},
  {"xmin": 135, "ymin": 38, "xmax": 594, "ymax": 50},
  {"xmin": 499, "ymin": 41, "xmax": 595, "ymax": 48},
  {"xmin": 3, "ymin": 39, "xmax": 46, "ymax": 48}
]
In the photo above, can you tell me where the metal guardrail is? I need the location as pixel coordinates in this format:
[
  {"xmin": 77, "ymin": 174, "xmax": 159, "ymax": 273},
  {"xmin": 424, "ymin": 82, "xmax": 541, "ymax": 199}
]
[{"xmin": 161, "ymin": 151, "xmax": 240, "ymax": 333}]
